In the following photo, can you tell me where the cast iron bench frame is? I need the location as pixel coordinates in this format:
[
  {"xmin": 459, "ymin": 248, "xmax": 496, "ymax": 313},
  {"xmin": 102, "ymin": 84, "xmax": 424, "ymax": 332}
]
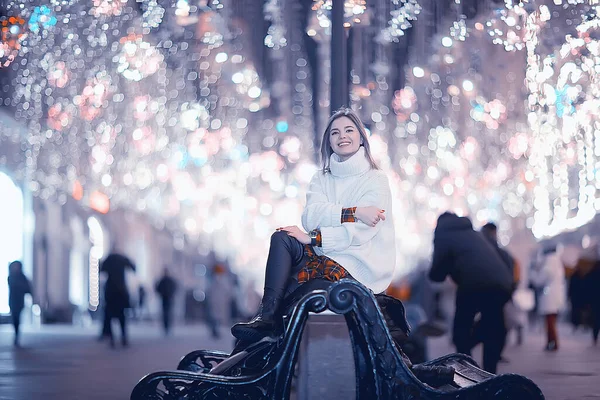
[{"xmin": 131, "ymin": 279, "xmax": 545, "ymax": 400}]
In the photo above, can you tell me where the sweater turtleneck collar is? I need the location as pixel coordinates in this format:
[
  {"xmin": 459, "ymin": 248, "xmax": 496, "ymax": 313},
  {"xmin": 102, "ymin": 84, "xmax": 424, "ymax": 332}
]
[{"xmin": 329, "ymin": 147, "xmax": 371, "ymax": 178}]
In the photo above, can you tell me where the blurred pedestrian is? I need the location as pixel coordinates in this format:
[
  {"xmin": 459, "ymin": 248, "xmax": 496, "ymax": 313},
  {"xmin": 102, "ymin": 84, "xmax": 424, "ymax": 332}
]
[
  {"xmin": 481, "ymin": 223, "xmax": 516, "ymax": 283},
  {"xmin": 99, "ymin": 253, "xmax": 136, "ymax": 348},
  {"xmin": 588, "ymin": 259, "xmax": 600, "ymax": 345},
  {"xmin": 481, "ymin": 222, "xmax": 520, "ymax": 358},
  {"xmin": 429, "ymin": 212, "xmax": 513, "ymax": 374},
  {"xmin": 205, "ymin": 263, "xmax": 233, "ymax": 339},
  {"xmin": 529, "ymin": 246, "xmax": 566, "ymax": 351},
  {"xmin": 528, "ymin": 253, "xmax": 544, "ymax": 330},
  {"xmin": 155, "ymin": 267, "xmax": 178, "ymax": 335},
  {"xmin": 137, "ymin": 285, "xmax": 147, "ymax": 320},
  {"xmin": 8, "ymin": 261, "xmax": 31, "ymax": 348}
]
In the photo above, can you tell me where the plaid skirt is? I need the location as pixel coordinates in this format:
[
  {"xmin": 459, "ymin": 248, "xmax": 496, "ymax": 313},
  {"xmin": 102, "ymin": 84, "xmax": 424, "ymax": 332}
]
[{"xmin": 297, "ymin": 245, "xmax": 350, "ymax": 283}]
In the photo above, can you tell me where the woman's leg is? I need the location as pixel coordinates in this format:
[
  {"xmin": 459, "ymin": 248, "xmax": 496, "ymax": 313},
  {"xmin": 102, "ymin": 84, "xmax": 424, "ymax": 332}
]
[
  {"xmin": 262, "ymin": 231, "xmax": 306, "ymax": 309},
  {"xmin": 231, "ymin": 231, "xmax": 306, "ymax": 341}
]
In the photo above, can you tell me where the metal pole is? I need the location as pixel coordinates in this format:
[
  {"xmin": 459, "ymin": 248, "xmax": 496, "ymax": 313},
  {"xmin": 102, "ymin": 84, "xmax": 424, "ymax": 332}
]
[{"xmin": 330, "ymin": 0, "xmax": 348, "ymax": 113}]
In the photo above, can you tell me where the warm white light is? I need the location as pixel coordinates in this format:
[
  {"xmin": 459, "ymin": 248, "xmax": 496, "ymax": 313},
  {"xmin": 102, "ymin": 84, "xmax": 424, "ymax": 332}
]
[
  {"xmin": 412, "ymin": 66, "xmax": 425, "ymax": 78},
  {"xmin": 247, "ymin": 86, "xmax": 261, "ymax": 99},
  {"xmin": 232, "ymin": 72, "xmax": 244, "ymax": 84},
  {"xmin": 101, "ymin": 174, "xmax": 112, "ymax": 186},
  {"xmin": 215, "ymin": 52, "xmax": 228, "ymax": 63}
]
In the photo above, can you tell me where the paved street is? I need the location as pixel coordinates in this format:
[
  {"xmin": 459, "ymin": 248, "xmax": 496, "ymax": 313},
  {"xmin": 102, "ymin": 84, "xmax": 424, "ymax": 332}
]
[
  {"xmin": 0, "ymin": 321, "xmax": 598, "ymax": 399},
  {"xmin": 0, "ymin": 322, "xmax": 236, "ymax": 400},
  {"xmin": 428, "ymin": 325, "xmax": 600, "ymax": 400}
]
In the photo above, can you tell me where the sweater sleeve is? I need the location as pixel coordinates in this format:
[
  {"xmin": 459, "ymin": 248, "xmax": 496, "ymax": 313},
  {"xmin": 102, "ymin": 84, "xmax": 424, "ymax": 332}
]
[
  {"xmin": 301, "ymin": 172, "xmax": 344, "ymax": 232},
  {"xmin": 320, "ymin": 174, "xmax": 391, "ymax": 253}
]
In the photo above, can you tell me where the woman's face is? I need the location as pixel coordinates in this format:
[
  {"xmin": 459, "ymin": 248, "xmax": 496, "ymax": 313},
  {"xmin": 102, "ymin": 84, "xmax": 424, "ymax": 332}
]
[{"xmin": 328, "ymin": 116, "xmax": 362, "ymax": 161}]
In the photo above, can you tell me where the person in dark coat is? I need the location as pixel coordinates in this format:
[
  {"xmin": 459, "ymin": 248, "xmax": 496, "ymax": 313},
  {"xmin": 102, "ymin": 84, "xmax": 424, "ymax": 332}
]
[
  {"xmin": 8, "ymin": 261, "xmax": 31, "ymax": 347},
  {"xmin": 480, "ymin": 222, "xmax": 519, "ymax": 360},
  {"xmin": 586, "ymin": 260, "xmax": 600, "ymax": 345},
  {"xmin": 155, "ymin": 267, "xmax": 178, "ymax": 335},
  {"xmin": 429, "ymin": 212, "xmax": 513, "ymax": 373},
  {"xmin": 100, "ymin": 253, "xmax": 135, "ymax": 348},
  {"xmin": 481, "ymin": 223, "xmax": 515, "ymax": 281}
]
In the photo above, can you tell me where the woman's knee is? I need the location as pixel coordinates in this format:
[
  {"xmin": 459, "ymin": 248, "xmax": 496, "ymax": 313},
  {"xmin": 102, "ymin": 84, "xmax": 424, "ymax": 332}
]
[{"xmin": 270, "ymin": 230, "xmax": 295, "ymax": 247}]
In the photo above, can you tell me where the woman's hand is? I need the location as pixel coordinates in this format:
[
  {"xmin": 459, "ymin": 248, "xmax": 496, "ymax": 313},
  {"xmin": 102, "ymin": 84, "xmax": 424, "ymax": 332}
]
[
  {"xmin": 277, "ymin": 225, "xmax": 311, "ymax": 245},
  {"xmin": 355, "ymin": 206, "xmax": 386, "ymax": 227}
]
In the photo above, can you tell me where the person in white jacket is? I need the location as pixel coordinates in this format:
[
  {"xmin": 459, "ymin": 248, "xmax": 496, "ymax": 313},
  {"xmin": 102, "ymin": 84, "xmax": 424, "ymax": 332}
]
[
  {"xmin": 529, "ymin": 246, "xmax": 566, "ymax": 351},
  {"xmin": 232, "ymin": 108, "xmax": 396, "ymax": 342}
]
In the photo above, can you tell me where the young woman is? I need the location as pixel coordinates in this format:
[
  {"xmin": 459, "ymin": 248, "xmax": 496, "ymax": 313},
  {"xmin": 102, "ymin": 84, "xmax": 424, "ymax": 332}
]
[{"xmin": 232, "ymin": 108, "xmax": 396, "ymax": 342}]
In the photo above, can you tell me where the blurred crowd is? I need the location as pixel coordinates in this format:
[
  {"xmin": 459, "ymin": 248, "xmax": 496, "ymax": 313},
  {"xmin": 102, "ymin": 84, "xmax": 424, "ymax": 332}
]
[
  {"xmin": 6, "ymin": 251, "xmax": 260, "ymax": 350},
  {"xmin": 6, "ymin": 213, "xmax": 600, "ymax": 371},
  {"xmin": 387, "ymin": 213, "xmax": 600, "ymax": 374}
]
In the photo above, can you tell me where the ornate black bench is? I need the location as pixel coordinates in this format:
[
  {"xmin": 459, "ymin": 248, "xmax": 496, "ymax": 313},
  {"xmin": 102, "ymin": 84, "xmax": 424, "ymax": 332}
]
[{"xmin": 131, "ymin": 279, "xmax": 545, "ymax": 400}]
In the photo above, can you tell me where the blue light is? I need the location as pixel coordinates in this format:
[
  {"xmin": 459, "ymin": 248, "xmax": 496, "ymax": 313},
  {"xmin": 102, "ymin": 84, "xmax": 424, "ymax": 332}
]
[
  {"xmin": 276, "ymin": 120, "xmax": 288, "ymax": 133},
  {"xmin": 28, "ymin": 5, "xmax": 57, "ymax": 34},
  {"xmin": 554, "ymin": 86, "xmax": 574, "ymax": 118}
]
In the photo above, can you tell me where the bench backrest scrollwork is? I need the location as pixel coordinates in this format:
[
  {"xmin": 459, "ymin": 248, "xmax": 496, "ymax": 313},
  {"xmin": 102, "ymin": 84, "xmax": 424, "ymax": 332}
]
[{"xmin": 327, "ymin": 279, "xmax": 430, "ymax": 400}]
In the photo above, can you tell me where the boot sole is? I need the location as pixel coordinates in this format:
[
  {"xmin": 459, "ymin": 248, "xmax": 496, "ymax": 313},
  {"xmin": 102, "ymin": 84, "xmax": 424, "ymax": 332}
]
[{"xmin": 231, "ymin": 326, "xmax": 279, "ymax": 342}]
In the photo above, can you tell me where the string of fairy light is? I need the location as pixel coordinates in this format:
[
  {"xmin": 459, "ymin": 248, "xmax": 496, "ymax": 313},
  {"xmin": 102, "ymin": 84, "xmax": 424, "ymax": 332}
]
[
  {"xmin": 525, "ymin": 0, "xmax": 600, "ymax": 238},
  {"xmin": 1, "ymin": 0, "xmax": 600, "ymax": 284},
  {"xmin": 392, "ymin": 0, "xmax": 600, "ymax": 250}
]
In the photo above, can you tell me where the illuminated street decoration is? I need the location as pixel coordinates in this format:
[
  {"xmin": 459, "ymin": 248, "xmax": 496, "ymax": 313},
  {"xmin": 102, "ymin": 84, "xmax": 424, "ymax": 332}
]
[
  {"xmin": 379, "ymin": 0, "xmax": 422, "ymax": 42},
  {"xmin": 264, "ymin": 0, "xmax": 287, "ymax": 49},
  {"xmin": 116, "ymin": 34, "xmax": 163, "ymax": 82},
  {"xmin": 0, "ymin": 16, "xmax": 26, "ymax": 68},
  {"xmin": 526, "ymin": 3, "xmax": 600, "ymax": 238},
  {"xmin": 28, "ymin": 5, "xmax": 58, "ymax": 34},
  {"xmin": 91, "ymin": 0, "xmax": 127, "ymax": 17},
  {"xmin": 1, "ymin": 0, "xmax": 600, "ymax": 284},
  {"xmin": 485, "ymin": 2, "xmax": 529, "ymax": 52}
]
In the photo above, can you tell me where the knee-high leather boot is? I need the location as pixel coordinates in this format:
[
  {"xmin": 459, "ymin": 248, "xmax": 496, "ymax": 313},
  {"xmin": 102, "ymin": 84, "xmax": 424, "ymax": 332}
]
[
  {"xmin": 231, "ymin": 291, "xmax": 283, "ymax": 342},
  {"xmin": 231, "ymin": 231, "xmax": 306, "ymax": 342}
]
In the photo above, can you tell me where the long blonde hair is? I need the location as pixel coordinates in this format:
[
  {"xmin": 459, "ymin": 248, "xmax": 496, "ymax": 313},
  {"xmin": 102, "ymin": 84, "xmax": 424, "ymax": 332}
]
[{"xmin": 320, "ymin": 107, "xmax": 379, "ymax": 173}]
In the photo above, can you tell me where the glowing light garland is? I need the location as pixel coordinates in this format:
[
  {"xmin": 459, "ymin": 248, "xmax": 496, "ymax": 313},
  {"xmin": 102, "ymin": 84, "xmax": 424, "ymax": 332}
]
[
  {"xmin": 2, "ymin": 0, "xmax": 600, "ymax": 284},
  {"xmin": 485, "ymin": 3, "xmax": 529, "ymax": 52},
  {"xmin": 0, "ymin": 16, "xmax": 26, "ymax": 68},
  {"xmin": 526, "ymin": 2, "xmax": 600, "ymax": 238},
  {"xmin": 264, "ymin": 0, "xmax": 287, "ymax": 49},
  {"xmin": 307, "ymin": 0, "xmax": 368, "ymax": 37},
  {"xmin": 116, "ymin": 34, "xmax": 164, "ymax": 82},
  {"xmin": 0, "ymin": 0, "xmax": 308, "ymax": 286},
  {"xmin": 393, "ymin": 2, "xmax": 540, "ymax": 250},
  {"xmin": 379, "ymin": 0, "xmax": 422, "ymax": 43}
]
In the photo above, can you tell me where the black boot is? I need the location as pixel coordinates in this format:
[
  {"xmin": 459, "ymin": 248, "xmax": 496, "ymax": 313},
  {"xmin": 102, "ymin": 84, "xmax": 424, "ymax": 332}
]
[{"xmin": 231, "ymin": 296, "xmax": 282, "ymax": 342}]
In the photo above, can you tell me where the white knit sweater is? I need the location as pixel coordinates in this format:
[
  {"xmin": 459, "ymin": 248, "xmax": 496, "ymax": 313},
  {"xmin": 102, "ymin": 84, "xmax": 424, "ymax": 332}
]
[{"xmin": 301, "ymin": 147, "xmax": 396, "ymax": 293}]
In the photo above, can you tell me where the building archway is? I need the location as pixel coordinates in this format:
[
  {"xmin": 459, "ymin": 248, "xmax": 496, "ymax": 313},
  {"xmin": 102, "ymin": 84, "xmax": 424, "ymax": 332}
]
[{"xmin": 0, "ymin": 172, "xmax": 24, "ymax": 315}]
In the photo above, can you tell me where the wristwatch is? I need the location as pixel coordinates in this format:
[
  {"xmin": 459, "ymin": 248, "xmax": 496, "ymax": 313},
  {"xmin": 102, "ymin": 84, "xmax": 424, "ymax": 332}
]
[{"xmin": 309, "ymin": 230, "xmax": 318, "ymax": 246}]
